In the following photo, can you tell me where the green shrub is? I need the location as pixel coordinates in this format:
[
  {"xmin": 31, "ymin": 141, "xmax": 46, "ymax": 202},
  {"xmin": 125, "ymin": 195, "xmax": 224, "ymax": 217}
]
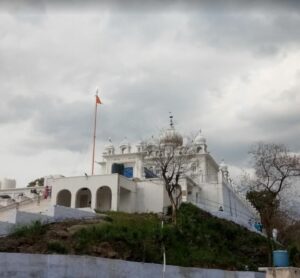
[
  {"xmin": 47, "ymin": 241, "xmax": 68, "ymax": 254},
  {"xmin": 11, "ymin": 221, "xmax": 46, "ymax": 238}
]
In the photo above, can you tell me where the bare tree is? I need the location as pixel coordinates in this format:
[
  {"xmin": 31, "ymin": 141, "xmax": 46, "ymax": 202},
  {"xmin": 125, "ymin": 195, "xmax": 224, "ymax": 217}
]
[
  {"xmin": 145, "ymin": 119, "xmax": 194, "ymax": 224},
  {"xmin": 155, "ymin": 144, "xmax": 193, "ymax": 224},
  {"xmin": 246, "ymin": 142, "xmax": 300, "ymax": 265}
]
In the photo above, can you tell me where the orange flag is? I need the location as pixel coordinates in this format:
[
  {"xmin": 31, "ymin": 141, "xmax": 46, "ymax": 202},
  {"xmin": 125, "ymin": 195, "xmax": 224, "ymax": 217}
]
[{"xmin": 96, "ymin": 95, "xmax": 102, "ymax": 104}]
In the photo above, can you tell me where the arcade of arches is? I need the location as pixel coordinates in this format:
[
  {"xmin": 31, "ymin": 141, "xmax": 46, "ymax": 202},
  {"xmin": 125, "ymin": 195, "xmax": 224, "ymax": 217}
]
[{"xmin": 56, "ymin": 186, "xmax": 112, "ymax": 211}]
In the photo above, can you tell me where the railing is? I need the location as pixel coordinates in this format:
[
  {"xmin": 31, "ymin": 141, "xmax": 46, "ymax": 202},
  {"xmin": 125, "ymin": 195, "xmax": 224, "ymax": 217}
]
[
  {"xmin": 192, "ymin": 197, "xmax": 263, "ymax": 234},
  {"xmin": 0, "ymin": 196, "xmax": 38, "ymax": 212}
]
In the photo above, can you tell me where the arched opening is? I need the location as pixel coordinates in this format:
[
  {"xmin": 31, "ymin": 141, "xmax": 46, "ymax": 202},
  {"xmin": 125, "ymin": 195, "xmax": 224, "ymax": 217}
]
[
  {"xmin": 96, "ymin": 186, "xmax": 112, "ymax": 211},
  {"xmin": 76, "ymin": 188, "xmax": 92, "ymax": 208},
  {"xmin": 56, "ymin": 189, "xmax": 71, "ymax": 207}
]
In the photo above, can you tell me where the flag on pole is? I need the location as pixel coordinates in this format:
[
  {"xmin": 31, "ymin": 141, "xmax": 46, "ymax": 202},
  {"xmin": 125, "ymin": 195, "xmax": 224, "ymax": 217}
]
[{"xmin": 96, "ymin": 95, "xmax": 102, "ymax": 104}]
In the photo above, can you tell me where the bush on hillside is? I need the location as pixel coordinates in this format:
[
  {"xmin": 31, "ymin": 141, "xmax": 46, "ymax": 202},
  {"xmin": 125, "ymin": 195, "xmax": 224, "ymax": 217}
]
[{"xmin": 11, "ymin": 221, "xmax": 46, "ymax": 238}]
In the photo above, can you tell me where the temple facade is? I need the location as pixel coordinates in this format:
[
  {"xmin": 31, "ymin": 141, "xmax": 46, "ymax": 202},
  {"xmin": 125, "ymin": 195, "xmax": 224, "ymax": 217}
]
[{"xmin": 48, "ymin": 121, "xmax": 258, "ymax": 227}]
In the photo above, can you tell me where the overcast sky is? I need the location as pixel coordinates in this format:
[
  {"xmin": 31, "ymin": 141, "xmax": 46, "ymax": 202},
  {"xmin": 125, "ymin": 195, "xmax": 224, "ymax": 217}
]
[{"xmin": 1, "ymin": 1, "xmax": 300, "ymax": 187}]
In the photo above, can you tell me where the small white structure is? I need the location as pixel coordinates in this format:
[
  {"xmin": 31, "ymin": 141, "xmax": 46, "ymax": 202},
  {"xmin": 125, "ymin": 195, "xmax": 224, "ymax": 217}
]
[{"xmin": 0, "ymin": 178, "xmax": 16, "ymax": 190}]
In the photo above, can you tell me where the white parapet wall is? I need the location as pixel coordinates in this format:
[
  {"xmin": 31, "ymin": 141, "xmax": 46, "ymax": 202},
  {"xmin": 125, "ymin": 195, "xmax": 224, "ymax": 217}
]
[
  {"xmin": 0, "ymin": 205, "xmax": 98, "ymax": 237},
  {"xmin": 45, "ymin": 205, "xmax": 97, "ymax": 221},
  {"xmin": 8, "ymin": 209, "xmax": 54, "ymax": 225},
  {"xmin": 0, "ymin": 222, "xmax": 15, "ymax": 236},
  {"xmin": 0, "ymin": 178, "xmax": 16, "ymax": 190},
  {"xmin": 9, "ymin": 205, "xmax": 97, "ymax": 226},
  {"xmin": 259, "ymin": 267, "xmax": 300, "ymax": 278}
]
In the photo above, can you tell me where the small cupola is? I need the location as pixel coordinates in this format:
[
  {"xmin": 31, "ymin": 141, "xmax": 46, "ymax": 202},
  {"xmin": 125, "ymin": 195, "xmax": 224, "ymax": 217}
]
[
  {"xmin": 136, "ymin": 140, "xmax": 144, "ymax": 153},
  {"xmin": 194, "ymin": 130, "xmax": 207, "ymax": 153},
  {"xmin": 119, "ymin": 137, "xmax": 131, "ymax": 154},
  {"xmin": 219, "ymin": 159, "xmax": 228, "ymax": 172},
  {"xmin": 104, "ymin": 138, "xmax": 115, "ymax": 155},
  {"xmin": 219, "ymin": 159, "xmax": 229, "ymax": 182}
]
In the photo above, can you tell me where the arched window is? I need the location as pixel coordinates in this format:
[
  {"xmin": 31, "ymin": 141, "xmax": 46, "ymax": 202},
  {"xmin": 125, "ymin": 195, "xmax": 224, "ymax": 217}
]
[
  {"xmin": 191, "ymin": 162, "xmax": 197, "ymax": 172},
  {"xmin": 96, "ymin": 186, "xmax": 112, "ymax": 211},
  {"xmin": 56, "ymin": 189, "xmax": 71, "ymax": 207},
  {"xmin": 75, "ymin": 188, "xmax": 92, "ymax": 208}
]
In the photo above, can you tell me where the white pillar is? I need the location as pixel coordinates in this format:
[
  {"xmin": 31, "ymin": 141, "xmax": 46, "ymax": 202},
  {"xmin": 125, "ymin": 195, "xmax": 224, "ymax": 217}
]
[
  {"xmin": 71, "ymin": 190, "xmax": 76, "ymax": 208},
  {"xmin": 111, "ymin": 186, "xmax": 119, "ymax": 211},
  {"xmin": 203, "ymin": 156, "xmax": 208, "ymax": 182},
  {"xmin": 218, "ymin": 170, "xmax": 223, "ymax": 184},
  {"xmin": 91, "ymin": 188, "xmax": 97, "ymax": 210}
]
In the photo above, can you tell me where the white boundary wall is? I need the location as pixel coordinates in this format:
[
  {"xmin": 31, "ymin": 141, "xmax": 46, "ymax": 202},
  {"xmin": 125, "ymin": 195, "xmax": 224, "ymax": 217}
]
[
  {"xmin": 46, "ymin": 205, "xmax": 97, "ymax": 220},
  {"xmin": 0, "ymin": 206, "xmax": 98, "ymax": 236},
  {"xmin": 9, "ymin": 210, "xmax": 54, "ymax": 225},
  {"xmin": 0, "ymin": 222, "xmax": 15, "ymax": 236},
  {"xmin": 0, "ymin": 253, "xmax": 265, "ymax": 278}
]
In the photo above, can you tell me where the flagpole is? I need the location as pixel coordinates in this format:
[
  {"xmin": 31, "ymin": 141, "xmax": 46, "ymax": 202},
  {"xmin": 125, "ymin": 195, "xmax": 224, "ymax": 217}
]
[{"xmin": 91, "ymin": 89, "xmax": 99, "ymax": 175}]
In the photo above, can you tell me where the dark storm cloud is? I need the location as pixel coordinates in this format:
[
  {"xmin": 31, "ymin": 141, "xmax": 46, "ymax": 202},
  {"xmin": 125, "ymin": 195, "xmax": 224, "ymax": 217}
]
[
  {"xmin": 1, "ymin": 4, "xmax": 300, "ymax": 156},
  {"xmin": 0, "ymin": 95, "xmax": 35, "ymax": 124},
  {"xmin": 236, "ymin": 81, "xmax": 300, "ymax": 149},
  {"xmin": 1, "ymin": 1, "xmax": 300, "ymax": 188},
  {"xmin": 208, "ymin": 140, "xmax": 250, "ymax": 166},
  {"xmin": 0, "ymin": 94, "xmax": 94, "ymax": 153},
  {"xmin": 32, "ymin": 98, "xmax": 93, "ymax": 152},
  {"xmin": 2, "ymin": 0, "xmax": 300, "ymax": 13},
  {"xmin": 188, "ymin": 9, "xmax": 300, "ymax": 57}
]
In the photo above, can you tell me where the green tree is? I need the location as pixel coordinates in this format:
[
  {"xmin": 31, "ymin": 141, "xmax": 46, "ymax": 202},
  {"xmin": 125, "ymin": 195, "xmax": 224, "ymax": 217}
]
[
  {"xmin": 27, "ymin": 177, "xmax": 44, "ymax": 187},
  {"xmin": 246, "ymin": 142, "xmax": 300, "ymax": 265}
]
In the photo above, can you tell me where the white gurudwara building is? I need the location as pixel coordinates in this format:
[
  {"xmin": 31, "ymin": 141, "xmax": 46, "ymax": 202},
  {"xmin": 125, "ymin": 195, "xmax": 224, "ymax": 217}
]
[
  {"xmin": 47, "ymin": 120, "xmax": 258, "ymax": 227},
  {"xmin": 0, "ymin": 119, "xmax": 259, "ymax": 230}
]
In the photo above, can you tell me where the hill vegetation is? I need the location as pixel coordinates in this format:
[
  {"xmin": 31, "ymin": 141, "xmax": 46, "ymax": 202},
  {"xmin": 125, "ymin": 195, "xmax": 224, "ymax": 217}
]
[{"xmin": 0, "ymin": 204, "xmax": 272, "ymax": 270}]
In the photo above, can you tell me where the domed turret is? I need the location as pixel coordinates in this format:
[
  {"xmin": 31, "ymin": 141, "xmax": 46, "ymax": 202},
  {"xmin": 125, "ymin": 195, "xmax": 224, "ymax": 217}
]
[
  {"xmin": 120, "ymin": 137, "xmax": 131, "ymax": 154},
  {"xmin": 219, "ymin": 159, "xmax": 229, "ymax": 183},
  {"xmin": 194, "ymin": 130, "xmax": 206, "ymax": 145},
  {"xmin": 104, "ymin": 138, "xmax": 115, "ymax": 155},
  {"xmin": 182, "ymin": 136, "xmax": 189, "ymax": 146},
  {"xmin": 147, "ymin": 136, "xmax": 156, "ymax": 147},
  {"xmin": 193, "ymin": 130, "xmax": 207, "ymax": 153},
  {"xmin": 119, "ymin": 137, "xmax": 128, "ymax": 148},
  {"xmin": 159, "ymin": 115, "xmax": 183, "ymax": 147},
  {"xmin": 219, "ymin": 159, "xmax": 228, "ymax": 171},
  {"xmin": 136, "ymin": 140, "xmax": 144, "ymax": 152}
]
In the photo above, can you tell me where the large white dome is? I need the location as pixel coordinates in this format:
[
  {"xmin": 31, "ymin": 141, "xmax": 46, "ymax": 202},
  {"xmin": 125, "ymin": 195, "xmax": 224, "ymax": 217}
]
[{"xmin": 160, "ymin": 127, "xmax": 183, "ymax": 146}]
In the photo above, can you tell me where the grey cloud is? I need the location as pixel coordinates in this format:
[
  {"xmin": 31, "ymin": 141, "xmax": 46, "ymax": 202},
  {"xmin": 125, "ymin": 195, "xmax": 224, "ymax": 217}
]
[
  {"xmin": 0, "ymin": 95, "xmax": 93, "ymax": 154},
  {"xmin": 1, "ymin": 2, "xmax": 300, "ymax": 186},
  {"xmin": 30, "ymin": 98, "xmax": 95, "ymax": 152},
  {"xmin": 0, "ymin": 95, "xmax": 38, "ymax": 124},
  {"xmin": 188, "ymin": 10, "xmax": 300, "ymax": 57},
  {"xmin": 208, "ymin": 140, "xmax": 250, "ymax": 166},
  {"xmin": 2, "ymin": 0, "xmax": 300, "ymax": 13}
]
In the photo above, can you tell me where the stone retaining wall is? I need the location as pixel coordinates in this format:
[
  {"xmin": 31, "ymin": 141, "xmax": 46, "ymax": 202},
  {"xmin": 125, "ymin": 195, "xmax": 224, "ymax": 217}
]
[{"xmin": 0, "ymin": 253, "xmax": 265, "ymax": 278}]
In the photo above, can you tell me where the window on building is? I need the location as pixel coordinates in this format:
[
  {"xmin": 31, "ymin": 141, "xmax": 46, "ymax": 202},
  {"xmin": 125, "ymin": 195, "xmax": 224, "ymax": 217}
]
[
  {"xmin": 144, "ymin": 167, "xmax": 157, "ymax": 179},
  {"xmin": 191, "ymin": 162, "xmax": 197, "ymax": 172},
  {"xmin": 112, "ymin": 163, "xmax": 124, "ymax": 175},
  {"xmin": 123, "ymin": 167, "xmax": 133, "ymax": 178},
  {"xmin": 112, "ymin": 163, "xmax": 133, "ymax": 178}
]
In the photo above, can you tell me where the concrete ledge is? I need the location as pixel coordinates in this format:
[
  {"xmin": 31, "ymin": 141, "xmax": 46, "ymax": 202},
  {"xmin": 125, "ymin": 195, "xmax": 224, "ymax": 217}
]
[
  {"xmin": 0, "ymin": 253, "xmax": 265, "ymax": 278},
  {"xmin": 259, "ymin": 267, "xmax": 300, "ymax": 278},
  {"xmin": 46, "ymin": 205, "xmax": 97, "ymax": 221},
  {"xmin": 0, "ymin": 221, "xmax": 15, "ymax": 236},
  {"xmin": 9, "ymin": 209, "xmax": 54, "ymax": 225}
]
